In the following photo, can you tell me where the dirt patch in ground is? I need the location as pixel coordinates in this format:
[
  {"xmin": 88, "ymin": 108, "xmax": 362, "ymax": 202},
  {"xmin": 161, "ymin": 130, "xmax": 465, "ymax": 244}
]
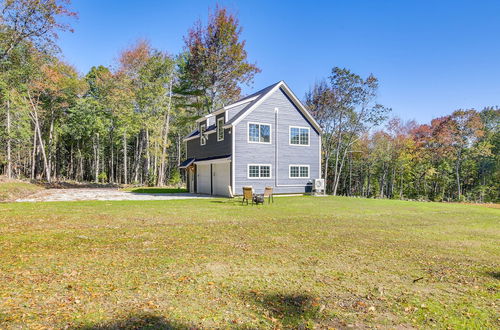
[
  {"xmin": 15, "ymin": 188, "xmax": 213, "ymax": 202},
  {"xmin": 0, "ymin": 177, "xmax": 44, "ymax": 202}
]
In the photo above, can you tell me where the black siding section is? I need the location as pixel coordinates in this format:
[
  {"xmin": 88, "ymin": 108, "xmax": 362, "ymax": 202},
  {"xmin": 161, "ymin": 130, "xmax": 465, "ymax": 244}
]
[{"xmin": 186, "ymin": 127, "xmax": 232, "ymax": 159}]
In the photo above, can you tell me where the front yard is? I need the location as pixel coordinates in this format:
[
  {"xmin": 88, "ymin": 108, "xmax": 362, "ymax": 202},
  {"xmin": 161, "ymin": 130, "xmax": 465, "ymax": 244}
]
[{"xmin": 0, "ymin": 197, "xmax": 498, "ymax": 328}]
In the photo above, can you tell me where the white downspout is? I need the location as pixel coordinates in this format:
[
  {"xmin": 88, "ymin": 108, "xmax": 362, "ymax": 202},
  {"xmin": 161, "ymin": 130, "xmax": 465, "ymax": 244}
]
[{"xmin": 274, "ymin": 107, "xmax": 279, "ymax": 187}]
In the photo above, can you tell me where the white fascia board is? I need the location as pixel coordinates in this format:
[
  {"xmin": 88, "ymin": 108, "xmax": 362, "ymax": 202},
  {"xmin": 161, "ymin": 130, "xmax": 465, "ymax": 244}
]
[
  {"xmin": 194, "ymin": 156, "xmax": 231, "ymax": 165},
  {"xmin": 193, "ymin": 97, "xmax": 257, "ymax": 124},
  {"xmin": 224, "ymin": 96, "xmax": 258, "ymax": 110},
  {"xmin": 183, "ymin": 135, "xmax": 200, "ymax": 142},
  {"xmin": 195, "ymin": 115, "xmax": 212, "ymax": 123}
]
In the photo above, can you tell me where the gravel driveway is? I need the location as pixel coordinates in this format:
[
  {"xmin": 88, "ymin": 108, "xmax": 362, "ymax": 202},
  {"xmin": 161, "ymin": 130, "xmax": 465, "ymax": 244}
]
[{"xmin": 16, "ymin": 188, "xmax": 213, "ymax": 202}]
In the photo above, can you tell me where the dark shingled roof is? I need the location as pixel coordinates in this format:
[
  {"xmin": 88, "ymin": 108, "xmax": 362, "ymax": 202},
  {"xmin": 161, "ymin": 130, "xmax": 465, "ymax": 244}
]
[
  {"xmin": 179, "ymin": 158, "xmax": 195, "ymax": 168},
  {"xmin": 179, "ymin": 155, "xmax": 231, "ymax": 168},
  {"xmin": 183, "ymin": 82, "xmax": 281, "ymax": 140}
]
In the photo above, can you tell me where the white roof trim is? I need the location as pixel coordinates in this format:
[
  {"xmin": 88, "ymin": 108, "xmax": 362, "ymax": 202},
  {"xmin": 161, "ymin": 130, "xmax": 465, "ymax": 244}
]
[
  {"xmin": 228, "ymin": 81, "xmax": 323, "ymax": 133},
  {"xmin": 183, "ymin": 134, "xmax": 199, "ymax": 142},
  {"xmin": 194, "ymin": 156, "xmax": 231, "ymax": 164},
  {"xmin": 194, "ymin": 96, "xmax": 257, "ymax": 123},
  {"xmin": 224, "ymin": 96, "xmax": 258, "ymax": 110}
]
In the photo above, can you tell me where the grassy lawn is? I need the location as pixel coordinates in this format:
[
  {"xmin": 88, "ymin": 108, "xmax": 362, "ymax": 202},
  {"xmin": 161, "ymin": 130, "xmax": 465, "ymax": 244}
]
[{"xmin": 0, "ymin": 197, "xmax": 498, "ymax": 328}]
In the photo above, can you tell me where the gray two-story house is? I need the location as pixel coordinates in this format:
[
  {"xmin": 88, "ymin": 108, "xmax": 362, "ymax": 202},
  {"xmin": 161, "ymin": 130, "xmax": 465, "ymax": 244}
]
[{"xmin": 180, "ymin": 81, "xmax": 322, "ymax": 197}]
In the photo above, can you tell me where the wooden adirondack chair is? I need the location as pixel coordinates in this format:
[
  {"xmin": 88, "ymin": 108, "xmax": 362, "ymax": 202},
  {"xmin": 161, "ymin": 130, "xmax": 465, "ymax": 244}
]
[
  {"xmin": 263, "ymin": 186, "xmax": 274, "ymax": 203},
  {"xmin": 242, "ymin": 186, "xmax": 254, "ymax": 205}
]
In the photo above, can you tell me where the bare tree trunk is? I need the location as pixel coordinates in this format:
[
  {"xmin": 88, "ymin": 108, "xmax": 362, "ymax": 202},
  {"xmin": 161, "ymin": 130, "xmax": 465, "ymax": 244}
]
[
  {"xmin": 110, "ymin": 128, "xmax": 114, "ymax": 183},
  {"xmin": 6, "ymin": 98, "xmax": 12, "ymax": 178},
  {"xmin": 399, "ymin": 169, "xmax": 404, "ymax": 199},
  {"xmin": 348, "ymin": 154, "xmax": 352, "ymax": 195},
  {"xmin": 94, "ymin": 133, "xmax": 100, "ymax": 183},
  {"xmin": 123, "ymin": 131, "xmax": 128, "ymax": 185},
  {"xmin": 332, "ymin": 142, "xmax": 352, "ymax": 196},
  {"xmin": 158, "ymin": 79, "xmax": 173, "ymax": 186},
  {"xmin": 133, "ymin": 133, "xmax": 142, "ymax": 183},
  {"xmin": 455, "ymin": 160, "xmax": 461, "ymax": 200},
  {"xmin": 31, "ymin": 127, "xmax": 37, "ymax": 180},
  {"xmin": 153, "ymin": 140, "xmax": 158, "ymax": 181},
  {"xmin": 69, "ymin": 143, "xmax": 74, "ymax": 180},
  {"xmin": 177, "ymin": 132, "xmax": 181, "ymax": 167},
  {"xmin": 78, "ymin": 144, "xmax": 83, "ymax": 181},
  {"xmin": 332, "ymin": 134, "xmax": 342, "ymax": 195},
  {"xmin": 47, "ymin": 110, "xmax": 55, "ymax": 178},
  {"xmin": 27, "ymin": 93, "xmax": 51, "ymax": 183},
  {"xmin": 145, "ymin": 129, "xmax": 150, "ymax": 180}
]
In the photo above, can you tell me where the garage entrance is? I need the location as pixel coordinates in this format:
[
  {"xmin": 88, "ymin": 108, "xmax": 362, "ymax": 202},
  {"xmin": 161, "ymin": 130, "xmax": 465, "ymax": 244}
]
[
  {"xmin": 196, "ymin": 163, "xmax": 211, "ymax": 194},
  {"xmin": 212, "ymin": 162, "xmax": 230, "ymax": 196}
]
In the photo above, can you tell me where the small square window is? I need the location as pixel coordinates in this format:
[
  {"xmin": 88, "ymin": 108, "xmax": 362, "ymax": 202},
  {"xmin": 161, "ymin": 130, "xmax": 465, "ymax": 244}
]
[{"xmin": 249, "ymin": 165, "xmax": 260, "ymax": 178}]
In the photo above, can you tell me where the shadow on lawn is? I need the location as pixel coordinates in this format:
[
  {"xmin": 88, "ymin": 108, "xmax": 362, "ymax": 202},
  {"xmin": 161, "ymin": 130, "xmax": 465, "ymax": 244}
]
[
  {"xmin": 247, "ymin": 291, "xmax": 321, "ymax": 327},
  {"xmin": 486, "ymin": 271, "xmax": 500, "ymax": 280},
  {"xmin": 129, "ymin": 188, "xmax": 188, "ymax": 194},
  {"xmin": 209, "ymin": 199, "xmax": 274, "ymax": 206},
  {"xmin": 74, "ymin": 313, "xmax": 190, "ymax": 330}
]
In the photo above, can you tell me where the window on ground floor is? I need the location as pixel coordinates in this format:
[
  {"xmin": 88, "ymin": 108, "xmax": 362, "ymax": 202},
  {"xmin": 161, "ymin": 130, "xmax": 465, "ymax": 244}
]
[
  {"xmin": 289, "ymin": 165, "xmax": 309, "ymax": 178},
  {"xmin": 248, "ymin": 164, "xmax": 271, "ymax": 178}
]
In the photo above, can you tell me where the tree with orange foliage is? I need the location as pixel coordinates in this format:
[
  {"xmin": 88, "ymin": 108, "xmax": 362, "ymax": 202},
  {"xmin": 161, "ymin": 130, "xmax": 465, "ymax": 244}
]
[{"xmin": 181, "ymin": 6, "xmax": 260, "ymax": 114}]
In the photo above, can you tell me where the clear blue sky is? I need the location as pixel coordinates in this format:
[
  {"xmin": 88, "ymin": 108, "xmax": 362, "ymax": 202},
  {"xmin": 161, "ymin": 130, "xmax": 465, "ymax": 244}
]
[{"xmin": 58, "ymin": 0, "xmax": 500, "ymax": 123}]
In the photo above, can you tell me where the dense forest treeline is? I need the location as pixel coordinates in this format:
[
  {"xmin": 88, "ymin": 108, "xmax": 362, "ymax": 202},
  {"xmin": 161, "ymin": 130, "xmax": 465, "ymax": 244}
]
[{"xmin": 0, "ymin": 1, "xmax": 498, "ymax": 202}]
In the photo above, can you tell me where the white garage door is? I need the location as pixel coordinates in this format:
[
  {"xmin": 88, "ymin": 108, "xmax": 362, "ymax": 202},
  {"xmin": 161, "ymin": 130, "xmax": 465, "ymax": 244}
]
[
  {"xmin": 196, "ymin": 164, "xmax": 211, "ymax": 194},
  {"xmin": 212, "ymin": 162, "xmax": 230, "ymax": 196}
]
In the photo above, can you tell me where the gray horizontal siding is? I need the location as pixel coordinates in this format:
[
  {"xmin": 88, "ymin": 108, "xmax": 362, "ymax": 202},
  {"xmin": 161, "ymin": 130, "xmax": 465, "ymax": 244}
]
[
  {"xmin": 233, "ymin": 87, "xmax": 320, "ymax": 194},
  {"xmin": 226, "ymin": 102, "xmax": 251, "ymax": 122}
]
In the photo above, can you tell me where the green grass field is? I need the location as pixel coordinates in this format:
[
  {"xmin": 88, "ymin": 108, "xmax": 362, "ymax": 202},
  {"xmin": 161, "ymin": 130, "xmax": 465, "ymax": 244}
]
[{"xmin": 0, "ymin": 196, "xmax": 498, "ymax": 329}]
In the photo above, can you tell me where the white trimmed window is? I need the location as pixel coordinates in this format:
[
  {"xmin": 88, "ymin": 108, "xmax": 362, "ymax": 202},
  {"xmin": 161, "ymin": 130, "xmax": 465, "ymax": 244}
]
[
  {"xmin": 248, "ymin": 123, "xmax": 271, "ymax": 143},
  {"xmin": 217, "ymin": 117, "xmax": 224, "ymax": 141},
  {"xmin": 200, "ymin": 123, "xmax": 206, "ymax": 146},
  {"xmin": 290, "ymin": 126, "xmax": 309, "ymax": 146},
  {"xmin": 289, "ymin": 165, "xmax": 309, "ymax": 178},
  {"xmin": 248, "ymin": 164, "xmax": 272, "ymax": 179}
]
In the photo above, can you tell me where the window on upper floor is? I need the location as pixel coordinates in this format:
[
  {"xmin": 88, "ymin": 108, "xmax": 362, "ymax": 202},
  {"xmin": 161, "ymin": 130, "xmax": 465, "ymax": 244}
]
[
  {"xmin": 200, "ymin": 123, "xmax": 206, "ymax": 146},
  {"xmin": 217, "ymin": 117, "xmax": 224, "ymax": 141},
  {"xmin": 248, "ymin": 123, "xmax": 271, "ymax": 143},
  {"xmin": 289, "ymin": 165, "xmax": 309, "ymax": 178},
  {"xmin": 290, "ymin": 126, "xmax": 309, "ymax": 146}
]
